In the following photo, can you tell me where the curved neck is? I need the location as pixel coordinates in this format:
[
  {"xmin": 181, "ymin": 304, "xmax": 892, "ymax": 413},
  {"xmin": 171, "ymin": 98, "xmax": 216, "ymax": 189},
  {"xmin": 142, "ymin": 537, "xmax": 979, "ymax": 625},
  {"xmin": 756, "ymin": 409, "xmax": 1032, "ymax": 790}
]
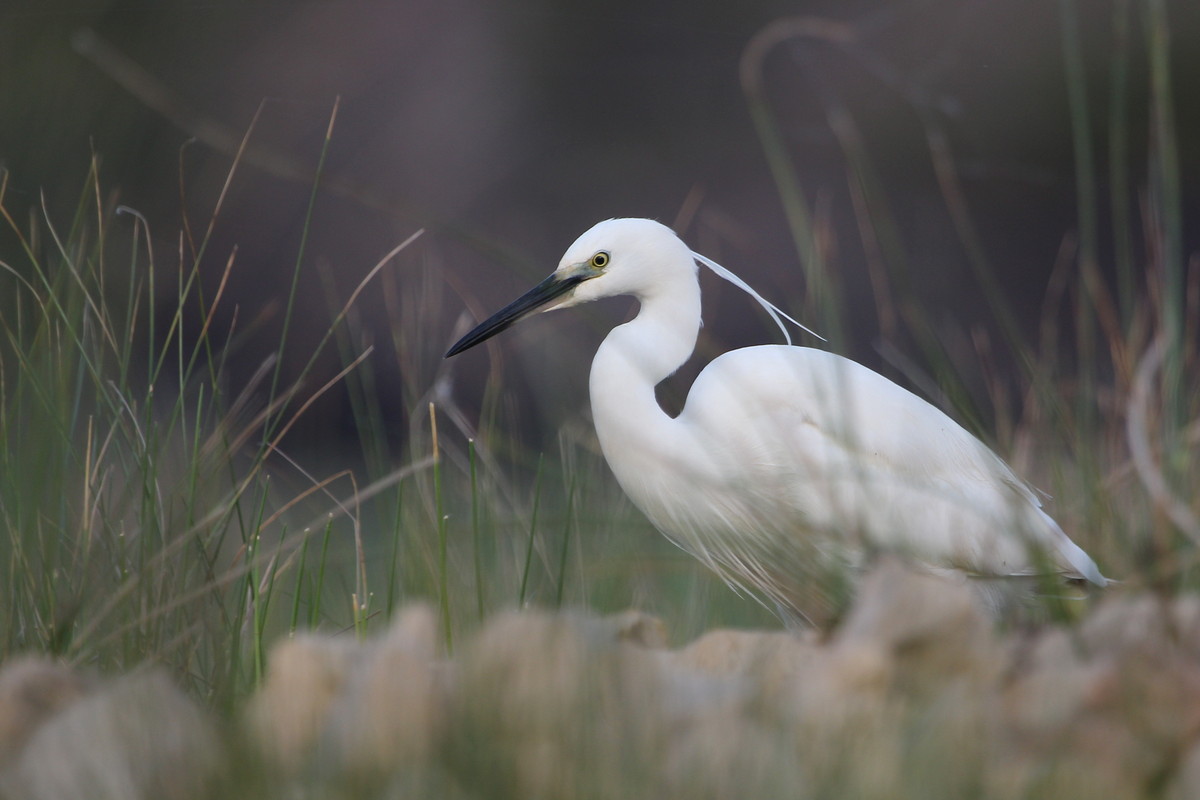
[{"xmin": 588, "ymin": 281, "xmax": 703, "ymax": 475}]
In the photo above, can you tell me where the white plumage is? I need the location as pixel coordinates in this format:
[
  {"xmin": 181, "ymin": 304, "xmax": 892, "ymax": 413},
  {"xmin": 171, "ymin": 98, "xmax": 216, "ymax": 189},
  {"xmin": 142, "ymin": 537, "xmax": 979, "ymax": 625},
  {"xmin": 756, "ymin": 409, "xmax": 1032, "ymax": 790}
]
[{"xmin": 447, "ymin": 218, "xmax": 1107, "ymax": 622}]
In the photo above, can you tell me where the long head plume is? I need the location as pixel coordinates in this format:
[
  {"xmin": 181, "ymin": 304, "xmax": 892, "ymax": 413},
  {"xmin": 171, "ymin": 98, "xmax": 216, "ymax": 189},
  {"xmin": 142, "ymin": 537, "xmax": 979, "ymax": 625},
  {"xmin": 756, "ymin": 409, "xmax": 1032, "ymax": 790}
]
[{"xmin": 690, "ymin": 251, "xmax": 825, "ymax": 345}]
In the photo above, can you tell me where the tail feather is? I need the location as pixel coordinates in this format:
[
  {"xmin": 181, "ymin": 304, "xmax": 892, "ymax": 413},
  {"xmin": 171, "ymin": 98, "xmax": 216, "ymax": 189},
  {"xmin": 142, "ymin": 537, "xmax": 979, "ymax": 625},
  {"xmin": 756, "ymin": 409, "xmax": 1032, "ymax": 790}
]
[{"xmin": 1040, "ymin": 510, "xmax": 1108, "ymax": 586}]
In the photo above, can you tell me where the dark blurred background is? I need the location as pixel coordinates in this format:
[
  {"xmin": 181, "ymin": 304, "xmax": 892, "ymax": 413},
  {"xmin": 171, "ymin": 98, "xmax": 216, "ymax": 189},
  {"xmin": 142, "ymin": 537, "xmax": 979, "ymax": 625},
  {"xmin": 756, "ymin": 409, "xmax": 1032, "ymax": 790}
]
[{"xmin": 2, "ymin": 0, "xmax": 1197, "ymax": 455}]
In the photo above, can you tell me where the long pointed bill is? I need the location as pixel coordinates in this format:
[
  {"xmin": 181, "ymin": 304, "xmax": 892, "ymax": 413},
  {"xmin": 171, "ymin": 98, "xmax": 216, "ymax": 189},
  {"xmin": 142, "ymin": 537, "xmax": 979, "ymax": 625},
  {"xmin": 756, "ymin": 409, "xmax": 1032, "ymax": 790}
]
[{"xmin": 445, "ymin": 267, "xmax": 595, "ymax": 357}]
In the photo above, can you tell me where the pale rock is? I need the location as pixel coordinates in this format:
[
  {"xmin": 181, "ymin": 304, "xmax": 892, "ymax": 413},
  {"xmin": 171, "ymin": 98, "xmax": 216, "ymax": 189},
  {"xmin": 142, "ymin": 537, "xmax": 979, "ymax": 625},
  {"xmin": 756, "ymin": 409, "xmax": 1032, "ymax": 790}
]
[
  {"xmin": 779, "ymin": 644, "xmax": 900, "ymax": 795},
  {"xmin": 1166, "ymin": 738, "xmax": 1200, "ymax": 800},
  {"xmin": 995, "ymin": 611, "xmax": 1200, "ymax": 800},
  {"xmin": 321, "ymin": 606, "xmax": 448, "ymax": 777},
  {"xmin": 601, "ymin": 609, "xmax": 669, "ymax": 649},
  {"xmin": 0, "ymin": 658, "xmax": 92, "ymax": 765},
  {"xmin": 773, "ymin": 561, "xmax": 998, "ymax": 797},
  {"xmin": 243, "ymin": 632, "xmax": 356, "ymax": 773},
  {"xmin": 673, "ymin": 628, "xmax": 815, "ymax": 678},
  {"xmin": 0, "ymin": 670, "xmax": 222, "ymax": 800},
  {"xmin": 443, "ymin": 608, "xmax": 670, "ymax": 799},
  {"xmin": 834, "ymin": 558, "xmax": 1001, "ymax": 691},
  {"xmin": 661, "ymin": 714, "xmax": 806, "ymax": 799},
  {"xmin": 379, "ymin": 602, "xmax": 440, "ymax": 659},
  {"xmin": 1169, "ymin": 594, "xmax": 1200, "ymax": 658},
  {"xmin": 1078, "ymin": 593, "xmax": 1179, "ymax": 655},
  {"xmin": 997, "ymin": 627, "xmax": 1102, "ymax": 733}
]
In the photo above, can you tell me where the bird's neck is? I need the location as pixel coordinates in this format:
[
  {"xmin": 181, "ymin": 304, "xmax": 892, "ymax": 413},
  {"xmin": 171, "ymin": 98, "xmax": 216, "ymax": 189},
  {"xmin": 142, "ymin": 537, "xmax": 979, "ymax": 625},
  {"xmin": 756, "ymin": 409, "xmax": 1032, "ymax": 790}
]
[{"xmin": 588, "ymin": 282, "xmax": 703, "ymax": 473}]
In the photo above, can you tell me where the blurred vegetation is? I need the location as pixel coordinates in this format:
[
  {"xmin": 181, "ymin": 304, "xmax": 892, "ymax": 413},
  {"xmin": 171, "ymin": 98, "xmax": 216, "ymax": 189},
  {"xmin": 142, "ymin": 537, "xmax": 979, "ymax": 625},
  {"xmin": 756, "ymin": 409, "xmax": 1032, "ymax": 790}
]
[{"xmin": 0, "ymin": 0, "xmax": 1196, "ymax": 723}]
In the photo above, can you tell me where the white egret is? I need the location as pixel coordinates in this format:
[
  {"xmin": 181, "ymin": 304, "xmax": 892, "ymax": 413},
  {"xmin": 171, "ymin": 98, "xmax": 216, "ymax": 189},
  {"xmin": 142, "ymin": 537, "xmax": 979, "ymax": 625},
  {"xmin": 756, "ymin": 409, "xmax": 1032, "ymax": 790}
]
[{"xmin": 446, "ymin": 218, "xmax": 1107, "ymax": 623}]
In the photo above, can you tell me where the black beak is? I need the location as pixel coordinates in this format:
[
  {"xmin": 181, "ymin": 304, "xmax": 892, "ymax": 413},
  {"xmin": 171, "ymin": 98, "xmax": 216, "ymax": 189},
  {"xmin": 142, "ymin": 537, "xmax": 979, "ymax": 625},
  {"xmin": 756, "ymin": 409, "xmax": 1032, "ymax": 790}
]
[{"xmin": 445, "ymin": 268, "xmax": 593, "ymax": 357}]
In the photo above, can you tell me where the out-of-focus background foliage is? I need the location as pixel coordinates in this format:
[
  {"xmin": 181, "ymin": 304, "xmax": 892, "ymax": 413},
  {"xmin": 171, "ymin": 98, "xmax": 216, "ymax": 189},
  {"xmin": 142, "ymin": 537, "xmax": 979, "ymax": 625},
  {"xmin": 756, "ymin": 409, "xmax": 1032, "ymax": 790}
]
[
  {"xmin": 4, "ymin": 12, "xmax": 1200, "ymax": 793},
  {"xmin": 4, "ymin": 0, "xmax": 1196, "ymax": 454}
]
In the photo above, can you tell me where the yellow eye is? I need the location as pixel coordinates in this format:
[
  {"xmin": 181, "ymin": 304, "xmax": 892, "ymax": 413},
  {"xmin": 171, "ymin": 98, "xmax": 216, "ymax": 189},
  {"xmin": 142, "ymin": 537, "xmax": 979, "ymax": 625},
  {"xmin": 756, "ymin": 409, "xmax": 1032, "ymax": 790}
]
[{"xmin": 590, "ymin": 251, "xmax": 610, "ymax": 269}]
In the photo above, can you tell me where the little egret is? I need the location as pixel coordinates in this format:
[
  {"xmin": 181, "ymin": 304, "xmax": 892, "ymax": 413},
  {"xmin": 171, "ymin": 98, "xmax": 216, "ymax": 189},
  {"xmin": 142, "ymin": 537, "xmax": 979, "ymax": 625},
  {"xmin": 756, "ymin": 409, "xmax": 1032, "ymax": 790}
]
[{"xmin": 446, "ymin": 218, "xmax": 1107, "ymax": 622}]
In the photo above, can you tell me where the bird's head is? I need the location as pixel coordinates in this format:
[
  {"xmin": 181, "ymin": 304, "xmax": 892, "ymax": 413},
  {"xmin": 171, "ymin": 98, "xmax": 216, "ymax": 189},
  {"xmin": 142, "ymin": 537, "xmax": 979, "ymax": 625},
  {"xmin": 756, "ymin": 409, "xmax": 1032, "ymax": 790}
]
[
  {"xmin": 445, "ymin": 218, "xmax": 694, "ymax": 357},
  {"xmin": 552, "ymin": 218, "xmax": 697, "ymax": 307}
]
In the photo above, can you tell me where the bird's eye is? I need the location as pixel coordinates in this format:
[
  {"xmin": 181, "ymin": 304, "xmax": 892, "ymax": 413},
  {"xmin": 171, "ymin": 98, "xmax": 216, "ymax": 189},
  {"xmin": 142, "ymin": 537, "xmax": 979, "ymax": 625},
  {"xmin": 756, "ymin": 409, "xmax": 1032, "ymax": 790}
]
[{"xmin": 590, "ymin": 251, "xmax": 610, "ymax": 269}]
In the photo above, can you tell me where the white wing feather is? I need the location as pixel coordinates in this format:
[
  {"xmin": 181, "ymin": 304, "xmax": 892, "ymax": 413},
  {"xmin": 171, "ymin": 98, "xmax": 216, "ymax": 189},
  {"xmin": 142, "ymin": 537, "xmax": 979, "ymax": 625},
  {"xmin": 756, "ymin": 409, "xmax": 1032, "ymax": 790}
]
[{"xmin": 678, "ymin": 345, "xmax": 1105, "ymax": 583}]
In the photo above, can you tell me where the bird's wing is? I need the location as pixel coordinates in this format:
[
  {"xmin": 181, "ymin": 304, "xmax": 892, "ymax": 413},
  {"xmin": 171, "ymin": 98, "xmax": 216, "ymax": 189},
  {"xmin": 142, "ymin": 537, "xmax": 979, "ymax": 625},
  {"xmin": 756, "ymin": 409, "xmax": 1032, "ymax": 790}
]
[{"xmin": 682, "ymin": 345, "xmax": 1099, "ymax": 581}]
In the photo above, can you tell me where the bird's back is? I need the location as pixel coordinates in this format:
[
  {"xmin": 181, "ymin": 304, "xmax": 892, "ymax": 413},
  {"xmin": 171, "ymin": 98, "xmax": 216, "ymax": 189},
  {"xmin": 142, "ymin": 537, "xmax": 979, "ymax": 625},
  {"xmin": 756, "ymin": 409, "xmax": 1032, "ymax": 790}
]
[{"xmin": 622, "ymin": 344, "xmax": 1102, "ymax": 619}]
